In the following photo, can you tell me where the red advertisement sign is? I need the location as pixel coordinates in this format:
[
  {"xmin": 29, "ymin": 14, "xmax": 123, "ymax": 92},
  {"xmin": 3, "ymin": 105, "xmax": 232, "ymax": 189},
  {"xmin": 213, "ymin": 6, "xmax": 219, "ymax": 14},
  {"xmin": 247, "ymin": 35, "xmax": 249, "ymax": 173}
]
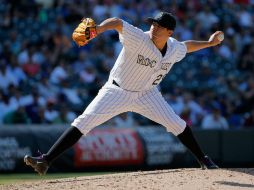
[{"xmin": 74, "ymin": 128, "xmax": 144, "ymax": 167}]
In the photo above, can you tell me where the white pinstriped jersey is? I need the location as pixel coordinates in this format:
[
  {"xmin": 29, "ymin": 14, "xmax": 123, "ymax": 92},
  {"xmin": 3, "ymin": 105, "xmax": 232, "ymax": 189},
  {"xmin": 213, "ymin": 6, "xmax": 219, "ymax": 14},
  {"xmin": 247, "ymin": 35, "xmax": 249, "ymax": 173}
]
[
  {"xmin": 109, "ymin": 20, "xmax": 187, "ymax": 91},
  {"xmin": 72, "ymin": 19, "xmax": 187, "ymax": 136}
]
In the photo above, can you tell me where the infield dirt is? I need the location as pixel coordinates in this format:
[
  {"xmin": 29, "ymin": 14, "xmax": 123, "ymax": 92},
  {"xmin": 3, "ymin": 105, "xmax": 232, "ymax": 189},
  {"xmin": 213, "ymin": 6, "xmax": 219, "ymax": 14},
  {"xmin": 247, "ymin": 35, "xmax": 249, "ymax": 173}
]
[{"xmin": 1, "ymin": 168, "xmax": 254, "ymax": 190}]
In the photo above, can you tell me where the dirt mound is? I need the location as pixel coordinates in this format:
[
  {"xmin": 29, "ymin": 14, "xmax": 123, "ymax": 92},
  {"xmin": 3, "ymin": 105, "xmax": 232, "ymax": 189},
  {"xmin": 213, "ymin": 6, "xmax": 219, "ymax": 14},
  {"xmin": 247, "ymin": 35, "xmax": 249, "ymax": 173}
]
[{"xmin": 1, "ymin": 168, "xmax": 254, "ymax": 190}]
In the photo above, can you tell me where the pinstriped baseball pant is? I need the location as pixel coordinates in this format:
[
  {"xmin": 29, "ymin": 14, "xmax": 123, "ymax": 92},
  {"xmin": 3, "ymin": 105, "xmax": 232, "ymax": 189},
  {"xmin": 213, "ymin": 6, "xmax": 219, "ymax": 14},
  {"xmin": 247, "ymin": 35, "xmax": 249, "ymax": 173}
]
[{"xmin": 72, "ymin": 82, "xmax": 186, "ymax": 136}]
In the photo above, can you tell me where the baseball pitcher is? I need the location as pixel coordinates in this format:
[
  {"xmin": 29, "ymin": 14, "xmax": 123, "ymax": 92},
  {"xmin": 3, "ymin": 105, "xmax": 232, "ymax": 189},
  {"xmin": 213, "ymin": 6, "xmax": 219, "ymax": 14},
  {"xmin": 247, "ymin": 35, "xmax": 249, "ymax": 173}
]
[{"xmin": 24, "ymin": 12, "xmax": 223, "ymax": 175}]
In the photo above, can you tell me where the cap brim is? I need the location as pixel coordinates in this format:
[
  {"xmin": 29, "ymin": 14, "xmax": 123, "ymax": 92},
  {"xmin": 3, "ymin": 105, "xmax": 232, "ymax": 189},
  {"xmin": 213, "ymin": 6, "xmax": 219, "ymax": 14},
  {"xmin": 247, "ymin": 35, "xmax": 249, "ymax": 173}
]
[{"xmin": 146, "ymin": 17, "xmax": 157, "ymax": 24}]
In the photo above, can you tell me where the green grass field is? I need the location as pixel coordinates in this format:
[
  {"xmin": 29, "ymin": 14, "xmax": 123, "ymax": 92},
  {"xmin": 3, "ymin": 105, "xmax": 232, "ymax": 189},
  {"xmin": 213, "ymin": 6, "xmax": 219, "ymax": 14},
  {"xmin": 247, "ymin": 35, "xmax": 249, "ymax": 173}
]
[{"xmin": 0, "ymin": 172, "xmax": 113, "ymax": 185}]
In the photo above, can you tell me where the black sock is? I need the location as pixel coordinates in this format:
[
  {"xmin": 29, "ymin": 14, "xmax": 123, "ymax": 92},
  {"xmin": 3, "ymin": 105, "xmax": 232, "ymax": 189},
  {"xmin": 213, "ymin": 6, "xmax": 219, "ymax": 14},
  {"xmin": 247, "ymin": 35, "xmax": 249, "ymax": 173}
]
[
  {"xmin": 177, "ymin": 126, "xmax": 205, "ymax": 160},
  {"xmin": 44, "ymin": 126, "xmax": 83, "ymax": 164}
]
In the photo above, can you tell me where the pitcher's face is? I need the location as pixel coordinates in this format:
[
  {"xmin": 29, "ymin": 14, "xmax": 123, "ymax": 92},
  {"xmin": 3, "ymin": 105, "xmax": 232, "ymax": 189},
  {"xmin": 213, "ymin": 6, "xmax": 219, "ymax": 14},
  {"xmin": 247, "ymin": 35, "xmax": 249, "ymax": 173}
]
[{"xmin": 150, "ymin": 22, "xmax": 173, "ymax": 41}]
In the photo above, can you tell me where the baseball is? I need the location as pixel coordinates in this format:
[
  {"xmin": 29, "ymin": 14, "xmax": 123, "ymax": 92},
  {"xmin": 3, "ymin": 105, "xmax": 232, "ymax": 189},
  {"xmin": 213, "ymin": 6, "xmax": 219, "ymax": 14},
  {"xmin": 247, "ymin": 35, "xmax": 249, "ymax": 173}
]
[{"xmin": 217, "ymin": 33, "xmax": 224, "ymax": 41}]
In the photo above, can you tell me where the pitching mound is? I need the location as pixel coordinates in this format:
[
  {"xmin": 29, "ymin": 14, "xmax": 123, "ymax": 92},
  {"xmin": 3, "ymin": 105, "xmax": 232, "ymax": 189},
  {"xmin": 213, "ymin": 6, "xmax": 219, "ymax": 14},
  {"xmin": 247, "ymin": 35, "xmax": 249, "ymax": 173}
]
[{"xmin": 1, "ymin": 168, "xmax": 254, "ymax": 190}]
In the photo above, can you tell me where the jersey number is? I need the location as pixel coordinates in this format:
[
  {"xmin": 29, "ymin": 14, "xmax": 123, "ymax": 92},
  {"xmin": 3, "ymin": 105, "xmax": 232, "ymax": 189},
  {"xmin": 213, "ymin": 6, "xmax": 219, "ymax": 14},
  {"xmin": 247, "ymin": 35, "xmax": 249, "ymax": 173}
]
[{"xmin": 152, "ymin": 74, "xmax": 164, "ymax": 85}]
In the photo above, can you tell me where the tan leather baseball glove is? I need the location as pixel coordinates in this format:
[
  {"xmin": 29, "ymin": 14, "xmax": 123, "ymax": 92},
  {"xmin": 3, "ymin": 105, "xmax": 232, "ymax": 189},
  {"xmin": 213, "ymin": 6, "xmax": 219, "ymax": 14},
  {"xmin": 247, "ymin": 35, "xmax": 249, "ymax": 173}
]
[{"xmin": 72, "ymin": 18, "xmax": 97, "ymax": 46}]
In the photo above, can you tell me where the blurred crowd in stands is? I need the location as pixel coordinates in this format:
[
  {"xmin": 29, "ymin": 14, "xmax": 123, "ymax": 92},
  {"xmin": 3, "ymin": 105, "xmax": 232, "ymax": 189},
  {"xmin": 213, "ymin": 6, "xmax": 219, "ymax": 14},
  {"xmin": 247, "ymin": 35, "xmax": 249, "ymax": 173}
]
[{"xmin": 0, "ymin": 0, "xmax": 254, "ymax": 129}]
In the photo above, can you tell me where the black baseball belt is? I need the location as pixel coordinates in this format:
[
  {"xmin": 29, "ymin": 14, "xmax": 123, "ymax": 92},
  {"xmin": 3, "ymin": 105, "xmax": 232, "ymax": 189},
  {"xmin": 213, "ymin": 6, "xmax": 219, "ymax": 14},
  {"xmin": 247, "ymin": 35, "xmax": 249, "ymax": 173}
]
[
  {"xmin": 112, "ymin": 79, "xmax": 141, "ymax": 92},
  {"xmin": 112, "ymin": 80, "xmax": 120, "ymax": 87}
]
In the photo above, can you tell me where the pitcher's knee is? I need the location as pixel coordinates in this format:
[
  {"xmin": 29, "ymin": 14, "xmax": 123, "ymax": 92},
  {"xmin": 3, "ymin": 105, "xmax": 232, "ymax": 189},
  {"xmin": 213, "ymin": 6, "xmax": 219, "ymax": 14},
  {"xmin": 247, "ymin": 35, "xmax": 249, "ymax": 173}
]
[
  {"xmin": 71, "ymin": 116, "xmax": 96, "ymax": 135},
  {"xmin": 165, "ymin": 121, "xmax": 186, "ymax": 136}
]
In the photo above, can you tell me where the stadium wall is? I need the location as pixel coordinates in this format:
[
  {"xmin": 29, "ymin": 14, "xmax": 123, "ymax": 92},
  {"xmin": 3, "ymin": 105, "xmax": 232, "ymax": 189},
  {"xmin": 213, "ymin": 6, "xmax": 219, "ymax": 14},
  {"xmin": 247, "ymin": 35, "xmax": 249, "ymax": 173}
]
[{"xmin": 0, "ymin": 126, "xmax": 253, "ymax": 173}]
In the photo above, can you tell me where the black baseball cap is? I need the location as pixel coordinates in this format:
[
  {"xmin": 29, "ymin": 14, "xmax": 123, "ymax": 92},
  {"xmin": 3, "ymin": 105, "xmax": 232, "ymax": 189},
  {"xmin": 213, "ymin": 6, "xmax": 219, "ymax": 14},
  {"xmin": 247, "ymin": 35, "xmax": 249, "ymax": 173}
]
[{"xmin": 147, "ymin": 12, "xmax": 176, "ymax": 30}]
